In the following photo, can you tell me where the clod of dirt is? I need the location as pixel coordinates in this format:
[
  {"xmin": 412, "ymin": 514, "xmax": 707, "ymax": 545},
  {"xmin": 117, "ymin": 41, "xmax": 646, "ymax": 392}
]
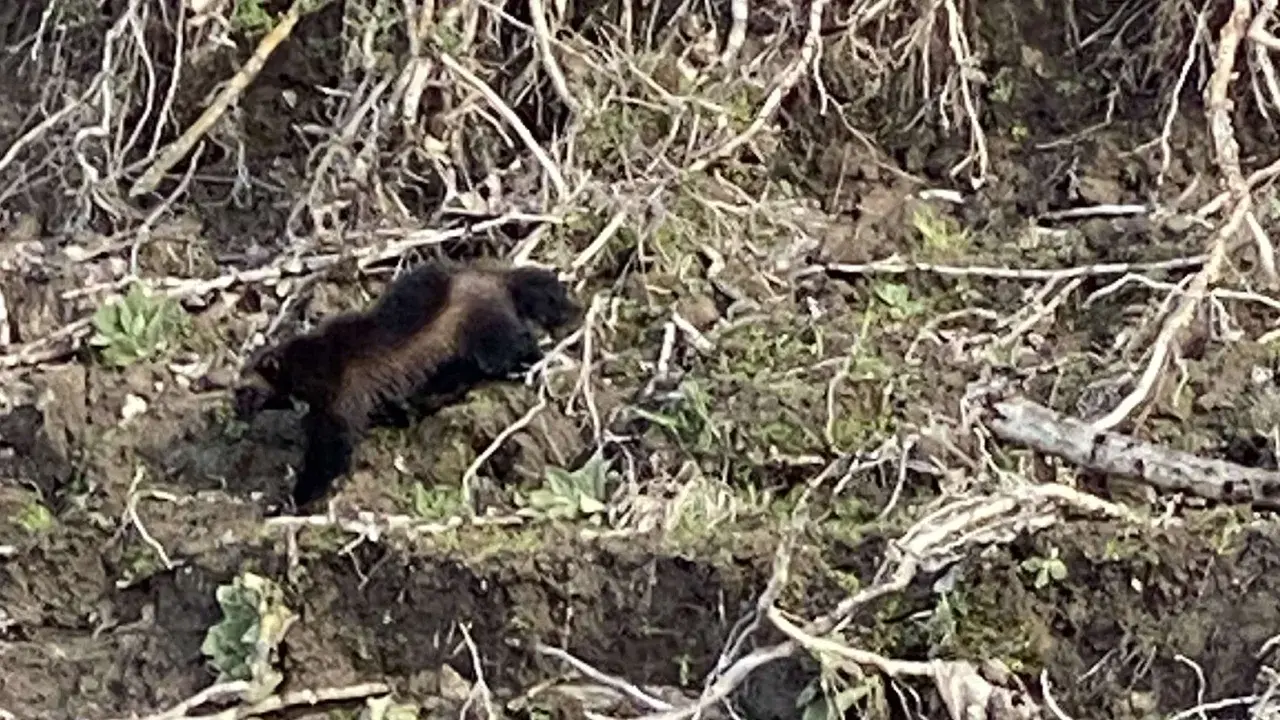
[
  {"xmin": 5, "ymin": 275, "xmax": 72, "ymax": 346},
  {"xmin": 0, "ymin": 404, "xmax": 76, "ymax": 503},
  {"xmin": 36, "ymin": 363, "xmax": 88, "ymax": 458},
  {"xmin": 677, "ymin": 293, "xmax": 720, "ymax": 330}
]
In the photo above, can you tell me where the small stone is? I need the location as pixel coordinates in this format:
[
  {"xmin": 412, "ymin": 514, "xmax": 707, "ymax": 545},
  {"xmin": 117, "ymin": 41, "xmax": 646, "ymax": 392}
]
[{"xmin": 676, "ymin": 294, "xmax": 719, "ymax": 330}]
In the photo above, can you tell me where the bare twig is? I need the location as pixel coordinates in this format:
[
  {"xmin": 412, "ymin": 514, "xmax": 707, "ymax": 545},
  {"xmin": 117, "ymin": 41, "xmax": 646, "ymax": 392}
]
[
  {"xmin": 460, "ymin": 395, "xmax": 549, "ymax": 510},
  {"xmin": 684, "ymin": 0, "xmax": 831, "ymax": 174},
  {"xmin": 143, "ymin": 681, "xmax": 389, "ymax": 720},
  {"xmin": 0, "ymin": 288, "xmax": 9, "ymax": 347},
  {"xmin": 0, "ymin": 90, "xmax": 93, "ymax": 176},
  {"xmin": 6, "ymin": 213, "xmax": 556, "ymax": 369},
  {"xmin": 108, "ymin": 681, "xmax": 250, "ymax": 720},
  {"xmin": 536, "ymin": 644, "xmax": 675, "ymax": 711},
  {"xmin": 767, "ymin": 607, "xmax": 1039, "ymax": 720},
  {"xmin": 820, "ymin": 255, "xmax": 1206, "ymax": 282},
  {"xmin": 527, "ymin": 0, "xmax": 580, "ymax": 114},
  {"xmin": 719, "ymin": 0, "xmax": 749, "ymax": 65},
  {"xmin": 612, "ymin": 483, "xmax": 1132, "ymax": 720},
  {"xmin": 437, "ymin": 51, "xmax": 569, "ymax": 201}
]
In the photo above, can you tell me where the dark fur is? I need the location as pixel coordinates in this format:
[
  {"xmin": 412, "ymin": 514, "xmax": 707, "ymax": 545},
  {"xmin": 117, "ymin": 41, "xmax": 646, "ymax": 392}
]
[{"xmin": 234, "ymin": 261, "xmax": 578, "ymax": 509}]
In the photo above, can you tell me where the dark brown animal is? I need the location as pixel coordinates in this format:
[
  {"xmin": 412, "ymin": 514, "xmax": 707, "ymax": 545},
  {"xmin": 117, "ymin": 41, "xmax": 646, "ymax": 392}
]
[{"xmin": 234, "ymin": 260, "xmax": 579, "ymax": 509}]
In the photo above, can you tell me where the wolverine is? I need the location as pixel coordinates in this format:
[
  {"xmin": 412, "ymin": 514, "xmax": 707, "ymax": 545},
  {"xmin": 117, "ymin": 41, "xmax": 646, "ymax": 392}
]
[{"xmin": 234, "ymin": 260, "xmax": 579, "ymax": 509}]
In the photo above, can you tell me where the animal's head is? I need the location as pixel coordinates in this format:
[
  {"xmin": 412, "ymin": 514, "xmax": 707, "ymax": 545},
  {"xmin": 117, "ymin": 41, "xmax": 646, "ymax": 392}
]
[
  {"xmin": 232, "ymin": 336, "xmax": 324, "ymax": 419},
  {"xmin": 506, "ymin": 266, "xmax": 580, "ymax": 330}
]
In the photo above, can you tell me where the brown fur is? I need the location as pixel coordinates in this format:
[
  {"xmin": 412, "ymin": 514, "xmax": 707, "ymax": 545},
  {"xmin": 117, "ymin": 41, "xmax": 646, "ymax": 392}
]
[
  {"xmin": 331, "ymin": 272, "xmax": 508, "ymax": 425},
  {"xmin": 234, "ymin": 260, "xmax": 578, "ymax": 509}
]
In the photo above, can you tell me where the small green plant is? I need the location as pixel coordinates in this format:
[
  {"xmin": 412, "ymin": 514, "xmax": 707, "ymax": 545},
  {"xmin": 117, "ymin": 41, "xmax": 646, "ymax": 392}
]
[
  {"xmin": 910, "ymin": 204, "xmax": 970, "ymax": 255},
  {"xmin": 515, "ymin": 449, "xmax": 616, "ymax": 522},
  {"xmin": 1021, "ymin": 547, "xmax": 1068, "ymax": 589},
  {"xmin": 872, "ymin": 282, "xmax": 924, "ymax": 321},
  {"xmin": 90, "ymin": 283, "xmax": 189, "ymax": 367},
  {"xmin": 231, "ymin": 0, "xmax": 275, "ymax": 34},
  {"xmin": 410, "ymin": 483, "xmax": 462, "ymax": 519},
  {"xmin": 16, "ymin": 501, "xmax": 53, "ymax": 534},
  {"xmin": 201, "ymin": 572, "xmax": 297, "ymax": 702},
  {"xmin": 632, "ymin": 379, "xmax": 722, "ymax": 452},
  {"xmin": 796, "ymin": 664, "xmax": 885, "ymax": 720}
]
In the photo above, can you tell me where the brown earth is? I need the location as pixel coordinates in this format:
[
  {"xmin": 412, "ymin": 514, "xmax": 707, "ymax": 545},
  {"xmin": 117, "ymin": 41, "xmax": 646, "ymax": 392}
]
[{"xmin": 2, "ymin": 0, "xmax": 1280, "ymax": 718}]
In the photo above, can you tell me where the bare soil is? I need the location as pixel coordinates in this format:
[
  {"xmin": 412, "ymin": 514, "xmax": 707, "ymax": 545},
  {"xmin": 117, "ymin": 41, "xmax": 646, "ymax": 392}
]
[{"xmin": 2, "ymin": 0, "xmax": 1279, "ymax": 718}]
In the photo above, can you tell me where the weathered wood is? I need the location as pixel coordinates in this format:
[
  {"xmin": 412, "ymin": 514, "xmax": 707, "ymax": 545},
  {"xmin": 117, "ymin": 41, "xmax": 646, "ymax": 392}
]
[{"xmin": 985, "ymin": 397, "xmax": 1280, "ymax": 510}]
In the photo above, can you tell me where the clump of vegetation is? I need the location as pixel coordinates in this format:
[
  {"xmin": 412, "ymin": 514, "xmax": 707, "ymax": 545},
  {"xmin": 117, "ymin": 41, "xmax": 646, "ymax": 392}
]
[
  {"xmin": 89, "ymin": 283, "xmax": 190, "ymax": 368},
  {"xmin": 1021, "ymin": 547, "xmax": 1068, "ymax": 589},
  {"xmin": 516, "ymin": 449, "xmax": 616, "ymax": 522},
  {"xmin": 201, "ymin": 572, "xmax": 297, "ymax": 702},
  {"xmin": 16, "ymin": 501, "xmax": 53, "ymax": 534}
]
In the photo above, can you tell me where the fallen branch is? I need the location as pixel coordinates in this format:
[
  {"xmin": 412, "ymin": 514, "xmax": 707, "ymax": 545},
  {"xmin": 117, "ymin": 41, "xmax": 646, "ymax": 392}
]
[
  {"xmin": 1, "ymin": 212, "xmax": 556, "ymax": 370},
  {"xmin": 684, "ymin": 0, "xmax": 832, "ymax": 175},
  {"xmin": 768, "ymin": 608, "xmax": 1040, "ymax": 720},
  {"xmin": 819, "ymin": 255, "xmax": 1206, "ymax": 282},
  {"xmin": 128, "ymin": 0, "xmax": 314, "ymax": 197},
  {"xmin": 108, "ymin": 680, "xmax": 390, "ymax": 720},
  {"xmin": 985, "ymin": 396, "xmax": 1280, "ymax": 510},
  {"xmin": 610, "ymin": 483, "xmax": 1133, "ymax": 720}
]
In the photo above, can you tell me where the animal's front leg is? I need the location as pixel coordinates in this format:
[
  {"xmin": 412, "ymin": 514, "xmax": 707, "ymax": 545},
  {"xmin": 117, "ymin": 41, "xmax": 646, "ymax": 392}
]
[{"xmin": 292, "ymin": 409, "xmax": 357, "ymax": 510}]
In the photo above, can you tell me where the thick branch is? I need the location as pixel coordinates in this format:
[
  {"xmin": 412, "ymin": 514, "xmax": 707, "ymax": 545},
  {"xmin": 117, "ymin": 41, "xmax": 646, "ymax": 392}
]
[{"xmin": 987, "ymin": 397, "xmax": 1280, "ymax": 509}]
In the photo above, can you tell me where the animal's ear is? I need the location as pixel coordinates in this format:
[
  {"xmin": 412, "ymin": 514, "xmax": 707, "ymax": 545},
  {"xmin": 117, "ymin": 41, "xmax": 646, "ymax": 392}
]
[
  {"xmin": 245, "ymin": 343, "xmax": 284, "ymax": 381},
  {"xmin": 506, "ymin": 266, "xmax": 579, "ymax": 329}
]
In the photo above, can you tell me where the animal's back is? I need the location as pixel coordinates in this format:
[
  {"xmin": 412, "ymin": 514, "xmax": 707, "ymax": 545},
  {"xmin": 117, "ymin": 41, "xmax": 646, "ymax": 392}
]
[
  {"xmin": 332, "ymin": 264, "xmax": 510, "ymax": 422},
  {"xmin": 368, "ymin": 262, "xmax": 456, "ymax": 344}
]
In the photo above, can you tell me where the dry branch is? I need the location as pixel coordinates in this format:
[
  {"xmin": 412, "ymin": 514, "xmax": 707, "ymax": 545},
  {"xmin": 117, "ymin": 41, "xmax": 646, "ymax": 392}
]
[
  {"xmin": 128, "ymin": 0, "xmax": 312, "ymax": 197},
  {"xmin": 985, "ymin": 396, "xmax": 1280, "ymax": 510},
  {"xmin": 822, "ymin": 255, "xmax": 1207, "ymax": 282},
  {"xmin": 614, "ymin": 483, "xmax": 1133, "ymax": 720},
  {"xmin": 684, "ymin": 0, "xmax": 832, "ymax": 175},
  {"xmin": 436, "ymin": 51, "xmax": 569, "ymax": 201},
  {"xmin": 106, "ymin": 680, "xmax": 390, "ymax": 720},
  {"xmin": 0, "ymin": 212, "xmax": 554, "ymax": 370},
  {"xmin": 768, "ymin": 608, "xmax": 1039, "ymax": 720}
]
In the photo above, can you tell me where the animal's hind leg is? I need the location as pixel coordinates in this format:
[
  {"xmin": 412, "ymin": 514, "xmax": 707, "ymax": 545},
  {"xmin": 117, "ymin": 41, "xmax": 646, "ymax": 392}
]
[
  {"xmin": 293, "ymin": 409, "xmax": 358, "ymax": 509},
  {"xmin": 461, "ymin": 307, "xmax": 543, "ymax": 380}
]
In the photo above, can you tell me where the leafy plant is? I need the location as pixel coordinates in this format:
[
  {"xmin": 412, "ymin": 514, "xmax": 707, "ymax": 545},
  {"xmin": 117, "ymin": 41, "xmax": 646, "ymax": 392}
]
[
  {"xmin": 410, "ymin": 482, "xmax": 462, "ymax": 519},
  {"xmin": 89, "ymin": 283, "xmax": 189, "ymax": 367},
  {"xmin": 516, "ymin": 449, "xmax": 616, "ymax": 522},
  {"xmin": 631, "ymin": 379, "xmax": 722, "ymax": 452},
  {"xmin": 872, "ymin": 282, "xmax": 924, "ymax": 321},
  {"xmin": 16, "ymin": 501, "xmax": 53, "ymax": 534},
  {"xmin": 200, "ymin": 572, "xmax": 297, "ymax": 702},
  {"xmin": 1021, "ymin": 547, "xmax": 1068, "ymax": 589},
  {"xmin": 796, "ymin": 664, "xmax": 885, "ymax": 720},
  {"xmin": 231, "ymin": 0, "xmax": 275, "ymax": 34},
  {"xmin": 910, "ymin": 203, "xmax": 970, "ymax": 254}
]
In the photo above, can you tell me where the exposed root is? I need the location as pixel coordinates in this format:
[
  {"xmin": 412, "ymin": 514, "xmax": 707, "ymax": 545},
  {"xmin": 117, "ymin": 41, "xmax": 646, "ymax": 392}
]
[
  {"xmin": 615, "ymin": 480, "xmax": 1138, "ymax": 720},
  {"xmin": 1091, "ymin": 0, "xmax": 1271, "ymax": 432},
  {"xmin": 104, "ymin": 681, "xmax": 391, "ymax": 720}
]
